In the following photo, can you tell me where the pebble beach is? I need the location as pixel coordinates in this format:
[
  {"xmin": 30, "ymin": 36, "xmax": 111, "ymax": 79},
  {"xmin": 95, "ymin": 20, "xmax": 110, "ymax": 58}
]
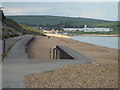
[{"xmin": 26, "ymin": 35, "xmax": 118, "ymax": 88}]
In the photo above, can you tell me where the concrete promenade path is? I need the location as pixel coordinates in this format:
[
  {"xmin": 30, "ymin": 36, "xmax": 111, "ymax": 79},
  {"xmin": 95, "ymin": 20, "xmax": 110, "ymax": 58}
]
[
  {"xmin": 3, "ymin": 58, "xmax": 93, "ymax": 88},
  {"xmin": 2, "ymin": 35, "xmax": 94, "ymax": 88},
  {"xmin": 0, "ymin": 64, "xmax": 2, "ymax": 90}
]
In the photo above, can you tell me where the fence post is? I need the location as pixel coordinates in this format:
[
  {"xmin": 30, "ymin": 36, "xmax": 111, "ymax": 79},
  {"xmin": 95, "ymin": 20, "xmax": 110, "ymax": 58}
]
[
  {"xmin": 53, "ymin": 48, "xmax": 57, "ymax": 59},
  {"xmin": 3, "ymin": 39, "xmax": 5, "ymax": 54},
  {"xmin": 2, "ymin": 39, "xmax": 5, "ymax": 59},
  {"xmin": 50, "ymin": 48, "xmax": 51, "ymax": 59}
]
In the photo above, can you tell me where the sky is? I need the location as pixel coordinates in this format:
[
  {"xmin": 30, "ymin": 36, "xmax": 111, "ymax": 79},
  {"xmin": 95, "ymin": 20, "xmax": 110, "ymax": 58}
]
[
  {"xmin": 1, "ymin": 0, "xmax": 120, "ymax": 2},
  {"xmin": 1, "ymin": 1, "xmax": 119, "ymax": 21}
]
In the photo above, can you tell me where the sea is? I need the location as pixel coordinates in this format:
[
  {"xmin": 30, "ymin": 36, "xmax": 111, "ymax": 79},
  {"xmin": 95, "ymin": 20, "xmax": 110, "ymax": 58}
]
[{"xmin": 71, "ymin": 36, "xmax": 119, "ymax": 49}]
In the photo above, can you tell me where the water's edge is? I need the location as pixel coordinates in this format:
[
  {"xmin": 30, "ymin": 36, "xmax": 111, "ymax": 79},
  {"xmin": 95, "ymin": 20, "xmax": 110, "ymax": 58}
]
[{"xmin": 70, "ymin": 36, "xmax": 118, "ymax": 50}]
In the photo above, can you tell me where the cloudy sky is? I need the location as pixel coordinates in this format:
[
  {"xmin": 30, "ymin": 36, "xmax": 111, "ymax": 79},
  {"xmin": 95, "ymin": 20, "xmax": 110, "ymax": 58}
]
[
  {"xmin": 2, "ymin": 2, "xmax": 118, "ymax": 21},
  {"xmin": 2, "ymin": 0, "xmax": 120, "ymax": 2}
]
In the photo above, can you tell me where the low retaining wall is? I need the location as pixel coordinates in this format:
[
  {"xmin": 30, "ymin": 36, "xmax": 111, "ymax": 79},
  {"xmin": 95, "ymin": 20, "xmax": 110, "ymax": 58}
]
[
  {"xmin": 3, "ymin": 35, "xmax": 28, "ymax": 54},
  {"xmin": 55, "ymin": 45, "xmax": 74, "ymax": 59},
  {"xmin": 6, "ymin": 35, "xmax": 34, "ymax": 58},
  {"xmin": 55, "ymin": 45, "xmax": 93, "ymax": 61}
]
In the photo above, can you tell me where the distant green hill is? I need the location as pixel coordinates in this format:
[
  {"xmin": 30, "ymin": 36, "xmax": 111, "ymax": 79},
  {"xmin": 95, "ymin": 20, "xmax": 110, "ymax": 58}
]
[{"xmin": 7, "ymin": 15, "xmax": 111, "ymax": 29}]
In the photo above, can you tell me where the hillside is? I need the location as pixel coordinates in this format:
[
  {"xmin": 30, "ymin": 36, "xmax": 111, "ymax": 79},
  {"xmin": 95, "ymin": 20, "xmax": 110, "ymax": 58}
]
[
  {"xmin": 2, "ymin": 12, "xmax": 45, "ymax": 39},
  {"xmin": 94, "ymin": 21, "xmax": 119, "ymax": 30},
  {"xmin": 7, "ymin": 15, "xmax": 111, "ymax": 30}
]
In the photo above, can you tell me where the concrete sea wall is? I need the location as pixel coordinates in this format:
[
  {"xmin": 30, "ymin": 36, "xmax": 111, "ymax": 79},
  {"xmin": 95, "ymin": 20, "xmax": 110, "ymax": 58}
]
[{"xmin": 6, "ymin": 35, "xmax": 34, "ymax": 58}]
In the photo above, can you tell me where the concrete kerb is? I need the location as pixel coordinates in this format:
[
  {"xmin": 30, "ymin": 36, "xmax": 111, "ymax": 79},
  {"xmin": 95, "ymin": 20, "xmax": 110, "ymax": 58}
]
[
  {"xmin": 2, "ymin": 35, "xmax": 35, "ymax": 88},
  {"xmin": 1, "ymin": 35, "xmax": 30, "ymax": 63},
  {"xmin": 6, "ymin": 35, "xmax": 34, "ymax": 58},
  {"xmin": 3, "ymin": 35, "xmax": 28, "ymax": 54}
]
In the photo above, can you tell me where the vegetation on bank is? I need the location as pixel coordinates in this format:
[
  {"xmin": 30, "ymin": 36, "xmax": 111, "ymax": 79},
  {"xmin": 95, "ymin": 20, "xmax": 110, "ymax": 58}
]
[
  {"xmin": 20, "ymin": 24, "xmax": 44, "ymax": 34},
  {"xmin": 2, "ymin": 12, "xmax": 46, "ymax": 39},
  {"xmin": 94, "ymin": 21, "xmax": 119, "ymax": 32}
]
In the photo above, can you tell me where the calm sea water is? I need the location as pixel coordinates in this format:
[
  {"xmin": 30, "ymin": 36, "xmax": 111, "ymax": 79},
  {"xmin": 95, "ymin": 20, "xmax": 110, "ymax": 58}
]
[{"xmin": 71, "ymin": 36, "xmax": 119, "ymax": 49}]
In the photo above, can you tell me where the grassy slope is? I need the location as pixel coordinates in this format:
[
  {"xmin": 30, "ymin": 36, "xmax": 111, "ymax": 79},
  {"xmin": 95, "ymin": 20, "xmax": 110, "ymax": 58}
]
[
  {"xmin": 7, "ymin": 15, "xmax": 109, "ymax": 26},
  {"xmin": 2, "ymin": 16, "xmax": 45, "ymax": 39},
  {"xmin": 94, "ymin": 21, "xmax": 119, "ymax": 34},
  {"xmin": 94, "ymin": 22, "xmax": 118, "ymax": 30},
  {"xmin": 20, "ymin": 24, "xmax": 44, "ymax": 34}
]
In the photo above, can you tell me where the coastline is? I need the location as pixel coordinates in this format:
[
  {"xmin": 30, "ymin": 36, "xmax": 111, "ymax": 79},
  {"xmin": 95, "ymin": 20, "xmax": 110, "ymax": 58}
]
[
  {"xmin": 47, "ymin": 33, "xmax": 119, "ymax": 37},
  {"xmin": 47, "ymin": 34, "xmax": 118, "ymax": 50},
  {"xmin": 26, "ymin": 35, "xmax": 118, "ymax": 88},
  {"xmin": 68, "ymin": 34, "xmax": 119, "ymax": 37},
  {"xmin": 46, "ymin": 34, "xmax": 70, "ymax": 38}
]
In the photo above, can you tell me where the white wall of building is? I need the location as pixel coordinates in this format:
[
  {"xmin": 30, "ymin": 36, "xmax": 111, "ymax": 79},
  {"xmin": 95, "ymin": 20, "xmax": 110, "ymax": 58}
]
[{"xmin": 63, "ymin": 25, "xmax": 113, "ymax": 32}]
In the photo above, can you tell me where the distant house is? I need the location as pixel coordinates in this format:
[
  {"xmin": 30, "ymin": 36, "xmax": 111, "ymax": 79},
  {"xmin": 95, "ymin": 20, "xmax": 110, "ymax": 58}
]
[
  {"xmin": 83, "ymin": 28, "xmax": 112, "ymax": 32},
  {"xmin": 43, "ymin": 30, "xmax": 50, "ymax": 33},
  {"xmin": 63, "ymin": 25, "xmax": 113, "ymax": 32},
  {"xmin": 62, "ymin": 32, "xmax": 68, "ymax": 35},
  {"xmin": 63, "ymin": 28, "xmax": 83, "ymax": 31}
]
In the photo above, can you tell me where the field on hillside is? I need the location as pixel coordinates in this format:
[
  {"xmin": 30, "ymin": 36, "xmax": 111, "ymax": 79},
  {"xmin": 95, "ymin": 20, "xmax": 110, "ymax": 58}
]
[{"xmin": 7, "ymin": 15, "xmax": 111, "ymax": 29}]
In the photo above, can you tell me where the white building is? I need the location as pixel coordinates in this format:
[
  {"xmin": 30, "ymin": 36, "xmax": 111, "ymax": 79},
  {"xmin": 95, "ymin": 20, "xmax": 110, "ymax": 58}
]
[
  {"xmin": 63, "ymin": 25, "xmax": 113, "ymax": 32},
  {"xmin": 63, "ymin": 28, "xmax": 83, "ymax": 31}
]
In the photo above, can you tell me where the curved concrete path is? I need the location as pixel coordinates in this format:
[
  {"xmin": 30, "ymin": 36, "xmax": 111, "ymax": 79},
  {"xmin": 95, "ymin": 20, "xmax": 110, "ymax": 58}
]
[
  {"xmin": 4, "ymin": 35, "xmax": 28, "ymax": 54},
  {"xmin": 2, "ymin": 35, "xmax": 94, "ymax": 88},
  {"xmin": 6, "ymin": 35, "xmax": 34, "ymax": 58}
]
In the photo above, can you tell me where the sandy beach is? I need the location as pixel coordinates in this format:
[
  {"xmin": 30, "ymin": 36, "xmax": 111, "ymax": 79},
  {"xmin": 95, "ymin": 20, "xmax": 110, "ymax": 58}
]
[{"xmin": 26, "ymin": 35, "xmax": 118, "ymax": 88}]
